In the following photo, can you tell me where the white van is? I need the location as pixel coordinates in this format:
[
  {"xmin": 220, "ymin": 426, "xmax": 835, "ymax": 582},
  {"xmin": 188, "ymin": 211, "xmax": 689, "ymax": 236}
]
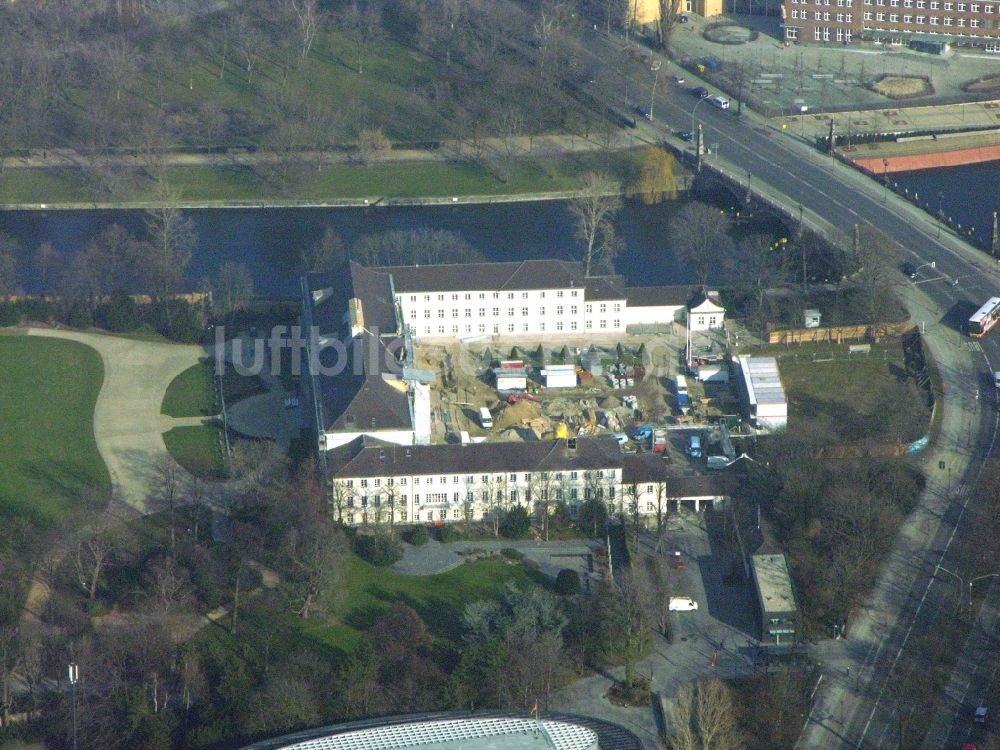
[
  {"xmin": 688, "ymin": 435, "xmax": 702, "ymax": 458},
  {"xmin": 710, "ymin": 96, "xmax": 730, "ymax": 110},
  {"xmin": 479, "ymin": 407, "xmax": 493, "ymax": 429},
  {"xmin": 668, "ymin": 596, "xmax": 699, "ymax": 611}
]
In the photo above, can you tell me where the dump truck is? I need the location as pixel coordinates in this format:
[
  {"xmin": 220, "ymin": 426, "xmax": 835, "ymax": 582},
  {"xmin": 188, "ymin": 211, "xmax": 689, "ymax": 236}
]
[{"xmin": 653, "ymin": 428, "xmax": 667, "ymax": 453}]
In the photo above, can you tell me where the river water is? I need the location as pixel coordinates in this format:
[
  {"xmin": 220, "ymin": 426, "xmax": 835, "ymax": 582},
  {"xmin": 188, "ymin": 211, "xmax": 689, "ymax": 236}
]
[
  {"xmin": 0, "ymin": 195, "xmax": 783, "ymax": 297},
  {"xmin": 0, "ymin": 163, "xmax": 993, "ymax": 296},
  {"xmin": 893, "ymin": 162, "xmax": 1000, "ymax": 248}
]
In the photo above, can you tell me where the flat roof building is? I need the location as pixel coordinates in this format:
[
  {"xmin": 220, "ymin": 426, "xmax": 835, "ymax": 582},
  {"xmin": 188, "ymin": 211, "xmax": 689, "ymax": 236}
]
[
  {"xmin": 751, "ymin": 553, "xmax": 799, "ymax": 646},
  {"xmin": 737, "ymin": 355, "xmax": 788, "ymax": 431}
]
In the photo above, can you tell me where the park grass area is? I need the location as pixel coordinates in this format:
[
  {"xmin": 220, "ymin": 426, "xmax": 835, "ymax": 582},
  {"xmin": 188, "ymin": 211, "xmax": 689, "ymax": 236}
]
[
  {"xmin": 162, "ymin": 423, "xmax": 228, "ymax": 480},
  {"xmin": 300, "ymin": 556, "xmax": 542, "ymax": 654},
  {"xmin": 778, "ymin": 342, "xmax": 931, "ymax": 446},
  {"xmin": 0, "ymin": 150, "xmax": 646, "ymax": 206},
  {"xmin": 161, "ymin": 361, "xmax": 217, "ymax": 417},
  {"xmin": 0, "ymin": 336, "xmax": 109, "ymax": 526}
]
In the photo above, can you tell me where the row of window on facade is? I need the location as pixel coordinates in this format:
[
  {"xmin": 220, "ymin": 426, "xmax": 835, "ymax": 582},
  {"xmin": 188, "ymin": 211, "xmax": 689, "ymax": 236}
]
[
  {"xmin": 344, "ymin": 469, "xmax": 614, "ymax": 489},
  {"xmin": 785, "ymin": 26, "xmax": 854, "ymax": 38},
  {"xmin": 345, "ymin": 484, "xmax": 613, "ymax": 508},
  {"xmin": 406, "ymin": 290, "xmax": 581, "ymax": 303},
  {"xmin": 409, "ymin": 320, "xmax": 621, "ymax": 336},
  {"xmin": 793, "ymin": 7, "xmax": 987, "ymax": 21},
  {"xmin": 407, "ymin": 303, "xmax": 621, "ymax": 319}
]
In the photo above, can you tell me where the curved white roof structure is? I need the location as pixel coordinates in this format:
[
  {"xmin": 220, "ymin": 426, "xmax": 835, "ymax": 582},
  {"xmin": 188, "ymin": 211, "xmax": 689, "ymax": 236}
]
[{"xmin": 274, "ymin": 717, "xmax": 598, "ymax": 750}]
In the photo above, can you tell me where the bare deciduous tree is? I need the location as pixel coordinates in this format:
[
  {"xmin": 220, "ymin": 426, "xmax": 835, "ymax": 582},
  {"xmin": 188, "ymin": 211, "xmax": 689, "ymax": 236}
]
[
  {"xmin": 356, "ymin": 126, "xmax": 391, "ymax": 165},
  {"xmin": 569, "ymin": 172, "xmax": 622, "ymax": 277},
  {"xmin": 288, "ymin": 0, "xmax": 320, "ymax": 60},
  {"xmin": 340, "ymin": 0, "xmax": 384, "ymax": 75},
  {"xmin": 668, "ymin": 201, "xmax": 732, "ymax": 289}
]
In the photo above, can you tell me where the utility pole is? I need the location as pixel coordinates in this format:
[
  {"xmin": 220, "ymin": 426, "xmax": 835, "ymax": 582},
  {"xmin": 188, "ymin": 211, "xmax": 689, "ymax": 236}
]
[
  {"xmin": 696, "ymin": 124, "xmax": 704, "ymax": 173},
  {"xmin": 649, "ymin": 65, "xmax": 660, "ymax": 121},
  {"xmin": 68, "ymin": 663, "xmax": 79, "ymax": 750},
  {"xmin": 992, "ymin": 211, "xmax": 999, "ymax": 258},
  {"xmin": 828, "ymin": 120, "xmax": 836, "ymax": 154}
]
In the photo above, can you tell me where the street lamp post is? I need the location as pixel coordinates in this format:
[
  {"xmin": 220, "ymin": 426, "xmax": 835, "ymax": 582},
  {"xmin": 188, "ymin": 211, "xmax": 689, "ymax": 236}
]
[
  {"xmin": 690, "ymin": 96, "xmax": 709, "ymax": 145},
  {"xmin": 649, "ymin": 65, "xmax": 660, "ymax": 121},
  {"xmin": 882, "ymin": 159, "xmax": 889, "ymax": 203},
  {"xmin": 68, "ymin": 663, "xmax": 79, "ymax": 750}
]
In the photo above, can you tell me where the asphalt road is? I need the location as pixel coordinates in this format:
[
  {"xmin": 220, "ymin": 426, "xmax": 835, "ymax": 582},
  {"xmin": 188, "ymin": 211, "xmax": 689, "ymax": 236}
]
[{"xmin": 575, "ymin": 30, "xmax": 1000, "ymax": 749}]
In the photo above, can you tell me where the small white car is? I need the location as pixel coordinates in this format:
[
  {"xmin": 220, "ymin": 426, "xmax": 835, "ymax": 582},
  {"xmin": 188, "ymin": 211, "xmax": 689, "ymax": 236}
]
[
  {"xmin": 669, "ymin": 596, "xmax": 699, "ymax": 611},
  {"xmin": 710, "ymin": 95, "xmax": 730, "ymax": 110}
]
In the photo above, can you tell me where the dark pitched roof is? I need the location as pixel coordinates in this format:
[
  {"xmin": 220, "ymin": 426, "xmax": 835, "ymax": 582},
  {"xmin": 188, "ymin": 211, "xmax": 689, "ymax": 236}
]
[
  {"xmin": 622, "ymin": 454, "xmax": 735, "ymax": 496},
  {"xmin": 306, "ymin": 262, "xmax": 398, "ymax": 337},
  {"xmin": 318, "ymin": 331, "xmax": 412, "ymax": 433},
  {"xmin": 377, "ymin": 259, "xmax": 588, "ymax": 293},
  {"xmin": 625, "ymin": 285, "xmax": 697, "ymax": 308},
  {"xmin": 583, "ymin": 274, "xmax": 626, "ymax": 301},
  {"xmin": 328, "ymin": 435, "xmax": 623, "ymax": 478}
]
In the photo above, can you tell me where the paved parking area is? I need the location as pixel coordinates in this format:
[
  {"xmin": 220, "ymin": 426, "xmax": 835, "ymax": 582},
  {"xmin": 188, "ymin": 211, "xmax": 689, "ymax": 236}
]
[
  {"xmin": 553, "ymin": 510, "xmax": 762, "ymax": 746},
  {"xmin": 669, "ymin": 11, "xmax": 1000, "ymax": 112}
]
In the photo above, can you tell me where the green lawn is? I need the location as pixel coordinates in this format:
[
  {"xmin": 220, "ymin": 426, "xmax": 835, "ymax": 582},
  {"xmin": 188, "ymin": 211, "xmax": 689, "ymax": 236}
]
[
  {"xmin": 0, "ymin": 150, "xmax": 645, "ymax": 206},
  {"xmin": 162, "ymin": 424, "xmax": 228, "ymax": 479},
  {"xmin": 300, "ymin": 556, "xmax": 542, "ymax": 653},
  {"xmin": 780, "ymin": 345, "xmax": 931, "ymax": 444},
  {"xmin": 161, "ymin": 361, "xmax": 217, "ymax": 417},
  {"xmin": 0, "ymin": 336, "xmax": 109, "ymax": 526}
]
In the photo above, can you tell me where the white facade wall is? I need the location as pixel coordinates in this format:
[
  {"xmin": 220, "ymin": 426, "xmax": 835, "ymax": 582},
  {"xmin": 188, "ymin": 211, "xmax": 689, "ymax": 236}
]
[
  {"xmin": 689, "ymin": 300, "xmax": 726, "ymax": 331},
  {"xmin": 396, "ymin": 288, "xmax": 628, "ymax": 340},
  {"xmin": 335, "ymin": 467, "xmax": 622, "ymax": 526},
  {"xmin": 624, "ymin": 304, "xmax": 684, "ymax": 327},
  {"xmin": 323, "ymin": 429, "xmax": 415, "ymax": 451},
  {"xmin": 626, "ymin": 482, "xmax": 724, "ymax": 514}
]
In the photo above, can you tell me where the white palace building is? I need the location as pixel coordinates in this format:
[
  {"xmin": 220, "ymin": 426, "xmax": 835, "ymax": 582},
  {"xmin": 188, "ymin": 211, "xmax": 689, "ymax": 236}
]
[{"xmin": 301, "ymin": 259, "xmax": 730, "ymax": 527}]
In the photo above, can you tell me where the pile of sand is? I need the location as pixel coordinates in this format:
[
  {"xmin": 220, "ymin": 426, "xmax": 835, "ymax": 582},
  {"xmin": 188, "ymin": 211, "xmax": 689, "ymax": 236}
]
[{"xmin": 494, "ymin": 400, "xmax": 543, "ymax": 431}]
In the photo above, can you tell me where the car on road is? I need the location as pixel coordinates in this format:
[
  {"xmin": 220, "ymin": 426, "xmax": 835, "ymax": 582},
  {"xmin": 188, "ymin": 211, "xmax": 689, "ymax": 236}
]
[
  {"xmin": 677, "ymin": 130, "xmax": 694, "ymax": 141},
  {"xmin": 669, "ymin": 596, "xmax": 698, "ymax": 611},
  {"xmin": 689, "ymin": 86, "xmax": 709, "ymax": 99},
  {"xmin": 710, "ymin": 95, "xmax": 730, "ymax": 110},
  {"xmin": 901, "ymin": 261, "xmax": 918, "ymax": 278}
]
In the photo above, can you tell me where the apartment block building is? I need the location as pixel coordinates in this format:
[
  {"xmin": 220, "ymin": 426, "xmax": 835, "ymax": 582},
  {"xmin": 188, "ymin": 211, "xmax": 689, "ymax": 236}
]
[
  {"xmin": 382, "ymin": 260, "xmax": 631, "ymax": 340},
  {"xmin": 328, "ymin": 435, "xmax": 624, "ymax": 526},
  {"xmin": 783, "ymin": 0, "xmax": 1000, "ymax": 46}
]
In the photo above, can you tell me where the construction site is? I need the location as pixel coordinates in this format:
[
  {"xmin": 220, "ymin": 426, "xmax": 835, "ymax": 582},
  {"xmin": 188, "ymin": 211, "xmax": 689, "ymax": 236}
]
[{"xmin": 411, "ymin": 324, "xmax": 765, "ymax": 472}]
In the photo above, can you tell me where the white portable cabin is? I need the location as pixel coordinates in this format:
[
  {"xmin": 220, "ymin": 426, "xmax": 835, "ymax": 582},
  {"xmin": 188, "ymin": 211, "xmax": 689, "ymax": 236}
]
[
  {"xmin": 697, "ymin": 363, "xmax": 730, "ymax": 383},
  {"xmin": 494, "ymin": 360, "xmax": 527, "ymax": 391},
  {"xmin": 542, "ymin": 364, "xmax": 577, "ymax": 389},
  {"xmin": 737, "ymin": 355, "xmax": 788, "ymax": 430}
]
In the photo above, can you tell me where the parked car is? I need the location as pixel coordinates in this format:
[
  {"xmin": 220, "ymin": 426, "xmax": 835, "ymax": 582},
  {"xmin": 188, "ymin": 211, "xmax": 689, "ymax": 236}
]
[
  {"xmin": 672, "ymin": 551, "xmax": 685, "ymax": 570},
  {"xmin": 677, "ymin": 130, "xmax": 694, "ymax": 142},
  {"xmin": 901, "ymin": 261, "xmax": 918, "ymax": 278},
  {"xmin": 612, "ymin": 433, "xmax": 630, "ymax": 446},
  {"xmin": 672, "ymin": 74, "xmax": 686, "ymax": 84},
  {"xmin": 974, "ymin": 705, "xmax": 989, "ymax": 724},
  {"xmin": 689, "ymin": 86, "xmax": 709, "ymax": 99},
  {"xmin": 710, "ymin": 95, "xmax": 730, "ymax": 109},
  {"xmin": 669, "ymin": 596, "xmax": 698, "ymax": 611}
]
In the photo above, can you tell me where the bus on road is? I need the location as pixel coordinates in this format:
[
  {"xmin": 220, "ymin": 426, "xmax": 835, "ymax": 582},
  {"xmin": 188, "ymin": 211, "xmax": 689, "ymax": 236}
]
[{"xmin": 968, "ymin": 297, "xmax": 1000, "ymax": 337}]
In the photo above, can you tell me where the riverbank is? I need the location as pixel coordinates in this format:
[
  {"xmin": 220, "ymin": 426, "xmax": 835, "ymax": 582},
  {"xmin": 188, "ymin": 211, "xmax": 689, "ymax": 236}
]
[{"xmin": 0, "ymin": 137, "xmax": 676, "ymax": 210}]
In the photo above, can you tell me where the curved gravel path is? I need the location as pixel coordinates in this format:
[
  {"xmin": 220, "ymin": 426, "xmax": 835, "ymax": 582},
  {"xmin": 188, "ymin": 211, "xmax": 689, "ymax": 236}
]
[{"xmin": 26, "ymin": 328, "xmax": 204, "ymax": 511}]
